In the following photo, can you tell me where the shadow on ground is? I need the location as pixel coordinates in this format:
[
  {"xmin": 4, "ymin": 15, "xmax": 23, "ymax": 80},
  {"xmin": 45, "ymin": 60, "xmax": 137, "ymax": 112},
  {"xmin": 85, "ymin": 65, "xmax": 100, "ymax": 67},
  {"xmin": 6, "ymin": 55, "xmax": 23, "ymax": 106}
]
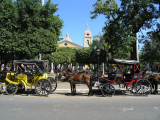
[{"xmin": 1, "ymin": 89, "xmax": 159, "ymax": 97}]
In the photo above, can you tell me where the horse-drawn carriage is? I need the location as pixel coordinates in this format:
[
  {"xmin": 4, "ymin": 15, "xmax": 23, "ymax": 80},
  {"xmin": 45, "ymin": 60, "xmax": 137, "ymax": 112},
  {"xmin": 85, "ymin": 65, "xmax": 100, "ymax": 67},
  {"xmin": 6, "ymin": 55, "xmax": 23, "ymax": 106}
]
[
  {"xmin": 0, "ymin": 60, "xmax": 57, "ymax": 96},
  {"xmin": 98, "ymin": 59, "xmax": 152, "ymax": 96}
]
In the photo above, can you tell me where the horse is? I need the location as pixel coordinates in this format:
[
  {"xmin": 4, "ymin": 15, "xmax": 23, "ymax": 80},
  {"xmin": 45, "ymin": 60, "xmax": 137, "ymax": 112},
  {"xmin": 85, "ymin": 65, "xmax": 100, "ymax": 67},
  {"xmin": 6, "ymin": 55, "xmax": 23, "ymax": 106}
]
[
  {"xmin": 60, "ymin": 69, "xmax": 93, "ymax": 96},
  {"xmin": 143, "ymin": 72, "xmax": 160, "ymax": 94}
]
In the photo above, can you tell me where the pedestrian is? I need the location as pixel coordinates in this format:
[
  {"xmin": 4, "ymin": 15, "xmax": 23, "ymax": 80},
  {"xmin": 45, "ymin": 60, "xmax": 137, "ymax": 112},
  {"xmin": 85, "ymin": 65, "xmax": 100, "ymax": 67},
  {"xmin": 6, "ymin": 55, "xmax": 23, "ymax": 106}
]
[{"xmin": 1, "ymin": 64, "xmax": 4, "ymax": 71}]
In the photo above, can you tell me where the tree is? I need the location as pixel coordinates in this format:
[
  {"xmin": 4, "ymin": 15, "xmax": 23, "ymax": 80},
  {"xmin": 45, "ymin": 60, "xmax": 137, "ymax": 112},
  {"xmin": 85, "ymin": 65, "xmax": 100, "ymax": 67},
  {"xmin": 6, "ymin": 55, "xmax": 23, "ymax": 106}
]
[
  {"xmin": 76, "ymin": 40, "xmax": 106, "ymax": 70},
  {"xmin": 50, "ymin": 47, "xmax": 76, "ymax": 69},
  {"xmin": 15, "ymin": 0, "xmax": 63, "ymax": 59},
  {"xmin": 91, "ymin": 0, "xmax": 159, "ymax": 60},
  {"xmin": 140, "ymin": 24, "xmax": 160, "ymax": 70},
  {"xmin": 0, "ymin": 0, "xmax": 18, "ymax": 64},
  {"xmin": 0, "ymin": 0, "xmax": 63, "ymax": 65}
]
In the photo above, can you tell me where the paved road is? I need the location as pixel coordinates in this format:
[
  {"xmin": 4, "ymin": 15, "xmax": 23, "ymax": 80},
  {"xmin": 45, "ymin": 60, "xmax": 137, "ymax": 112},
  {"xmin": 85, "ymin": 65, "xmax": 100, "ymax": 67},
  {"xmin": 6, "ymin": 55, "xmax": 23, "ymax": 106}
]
[
  {"xmin": 0, "ymin": 93, "xmax": 160, "ymax": 120},
  {"xmin": 1, "ymin": 82, "xmax": 160, "ymax": 120}
]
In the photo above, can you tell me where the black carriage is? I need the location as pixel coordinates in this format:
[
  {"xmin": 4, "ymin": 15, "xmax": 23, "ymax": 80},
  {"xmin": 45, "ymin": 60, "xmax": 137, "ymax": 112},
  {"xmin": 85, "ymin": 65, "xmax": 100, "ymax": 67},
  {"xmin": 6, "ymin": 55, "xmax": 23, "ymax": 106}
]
[{"xmin": 93, "ymin": 59, "xmax": 152, "ymax": 97}]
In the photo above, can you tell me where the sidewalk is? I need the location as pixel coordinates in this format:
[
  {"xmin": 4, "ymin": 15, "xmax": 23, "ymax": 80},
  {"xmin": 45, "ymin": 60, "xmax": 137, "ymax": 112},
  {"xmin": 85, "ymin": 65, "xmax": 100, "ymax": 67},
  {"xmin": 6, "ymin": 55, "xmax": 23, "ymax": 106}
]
[
  {"xmin": 54, "ymin": 82, "xmax": 127, "ymax": 93},
  {"xmin": 55, "ymin": 82, "xmax": 90, "ymax": 93},
  {"xmin": 55, "ymin": 82, "xmax": 160, "ymax": 93}
]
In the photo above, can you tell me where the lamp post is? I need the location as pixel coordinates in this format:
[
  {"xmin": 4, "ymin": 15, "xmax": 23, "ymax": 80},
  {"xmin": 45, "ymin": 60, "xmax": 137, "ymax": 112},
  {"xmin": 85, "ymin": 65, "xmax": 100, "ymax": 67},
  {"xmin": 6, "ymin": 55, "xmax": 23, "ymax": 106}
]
[{"xmin": 96, "ymin": 49, "xmax": 100, "ymax": 77}]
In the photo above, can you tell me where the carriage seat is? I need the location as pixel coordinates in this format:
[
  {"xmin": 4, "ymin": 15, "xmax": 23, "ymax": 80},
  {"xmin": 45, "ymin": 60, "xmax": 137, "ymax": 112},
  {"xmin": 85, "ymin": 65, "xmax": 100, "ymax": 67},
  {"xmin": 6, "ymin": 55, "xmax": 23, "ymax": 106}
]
[
  {"xmin": 124, "ymin": 73, "xmax": 142, "ymax": 85},
  {"xmin": 115, "ymin": 72, "xmax": 123, "ymax": 78},
  {"xmin": 115, "ymin": 72, "xmax": 124, "ymax": 81},
  {"xmin": 25, "ymin": 72, "xmax": 34, "ymax": 80},
  {"xmin": 132, "ymin": 73, "xmax": 142, "ymax": 80},
  {"xmin": 17, "ymin": 72, "xmax": 33, "ymax": 82}
]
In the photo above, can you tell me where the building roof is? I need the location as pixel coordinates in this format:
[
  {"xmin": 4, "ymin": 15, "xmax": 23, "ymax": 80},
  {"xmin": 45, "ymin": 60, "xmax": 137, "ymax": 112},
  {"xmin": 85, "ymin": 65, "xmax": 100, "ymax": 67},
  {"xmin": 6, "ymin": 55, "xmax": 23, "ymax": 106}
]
[
  {"xmin": 58, "ymin": 40, "xmax": 83, "ymax": 49},
  {"xmin": 84, "ymin": 25, "xmax": 91, "ymax": 36},
  {"xmin": 63, "ymin": 33, "xmax": 72, "ymax": 42}
]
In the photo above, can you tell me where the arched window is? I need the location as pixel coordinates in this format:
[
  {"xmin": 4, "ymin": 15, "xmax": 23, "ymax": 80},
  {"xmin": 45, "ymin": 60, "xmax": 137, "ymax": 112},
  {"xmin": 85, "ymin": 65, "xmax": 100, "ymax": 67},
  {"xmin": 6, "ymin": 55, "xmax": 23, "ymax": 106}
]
[{"xmin": 87, "ymin": 40, "xmax": 90, "ymax": 46}]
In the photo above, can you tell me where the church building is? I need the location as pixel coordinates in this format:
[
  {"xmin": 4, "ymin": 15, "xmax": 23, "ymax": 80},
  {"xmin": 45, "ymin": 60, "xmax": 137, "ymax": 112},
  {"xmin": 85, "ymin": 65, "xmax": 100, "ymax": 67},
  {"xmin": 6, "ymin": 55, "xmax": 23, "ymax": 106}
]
[{"xmin": 58, "ymin": 25, "xmax": 92, "ymax": 48}]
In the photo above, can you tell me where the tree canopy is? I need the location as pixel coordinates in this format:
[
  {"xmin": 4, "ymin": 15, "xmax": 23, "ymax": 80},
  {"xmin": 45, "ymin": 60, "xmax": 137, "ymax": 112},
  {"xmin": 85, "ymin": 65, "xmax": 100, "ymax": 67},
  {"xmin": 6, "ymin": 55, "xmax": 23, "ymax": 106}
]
[
  {"xmin": 91, "ymin": 0, "xmax": 159, "ymax": 60},
  {"xmin": 76, "ymin": 40, "xmax": 106, "ymax": 65},
  {"xmin": 0, "ymin": 0, "xmax": 63, "ymax": 64},
  {"xmin": 140, "ymin": 24, "xmax": 160, "ymax": 70},
  {"xmin": 50, "ymin": 47, "xmax": 76, "ymax": 66}
]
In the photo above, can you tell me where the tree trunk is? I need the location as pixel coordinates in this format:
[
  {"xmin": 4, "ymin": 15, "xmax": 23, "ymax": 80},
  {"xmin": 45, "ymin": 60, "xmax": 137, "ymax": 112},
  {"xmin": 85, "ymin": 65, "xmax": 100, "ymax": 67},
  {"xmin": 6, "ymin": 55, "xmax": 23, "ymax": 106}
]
[{"xmin": 131, "ymin": 40, "xmax": 137, "ymax": 60}]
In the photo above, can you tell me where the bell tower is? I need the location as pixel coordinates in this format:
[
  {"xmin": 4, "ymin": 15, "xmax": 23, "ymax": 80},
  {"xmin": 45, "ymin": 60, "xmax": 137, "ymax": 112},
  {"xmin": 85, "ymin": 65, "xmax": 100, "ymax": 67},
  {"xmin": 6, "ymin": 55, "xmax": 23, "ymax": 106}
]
[{"xmin": 84, "ymin": 25, "xmax": 92, "ymax": 47}]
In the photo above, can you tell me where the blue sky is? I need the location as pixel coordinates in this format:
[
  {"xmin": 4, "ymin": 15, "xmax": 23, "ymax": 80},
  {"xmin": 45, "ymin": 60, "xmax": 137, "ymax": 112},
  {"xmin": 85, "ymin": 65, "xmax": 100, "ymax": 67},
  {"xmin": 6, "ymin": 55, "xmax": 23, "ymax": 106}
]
[
  {"xmin": 52, "ymin": 0, "xmax": 107, "ymax": 46},
  {"xmin": 45, "ymin": 0, "xmax": 144, "ymax": 49}
]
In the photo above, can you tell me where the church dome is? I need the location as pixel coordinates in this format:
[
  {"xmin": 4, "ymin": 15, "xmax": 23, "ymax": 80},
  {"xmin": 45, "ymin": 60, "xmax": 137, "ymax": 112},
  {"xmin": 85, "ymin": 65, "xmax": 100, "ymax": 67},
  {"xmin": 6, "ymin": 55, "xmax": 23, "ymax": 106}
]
[
  {"xmin": 63, "ymin": 33, "xmax": 72, "ymax": 42},
  {"xmin": 84, "ymin": 25, "xmax": 91, "ymax": 36}
]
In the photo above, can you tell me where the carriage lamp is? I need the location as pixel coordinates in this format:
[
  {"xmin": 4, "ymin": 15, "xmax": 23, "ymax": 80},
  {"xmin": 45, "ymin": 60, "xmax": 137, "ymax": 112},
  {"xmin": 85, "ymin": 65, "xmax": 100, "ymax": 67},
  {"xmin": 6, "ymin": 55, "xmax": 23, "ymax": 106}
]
[{"xmin": 96, "ymin": 49, "xmax": 101, "ymax": 66}]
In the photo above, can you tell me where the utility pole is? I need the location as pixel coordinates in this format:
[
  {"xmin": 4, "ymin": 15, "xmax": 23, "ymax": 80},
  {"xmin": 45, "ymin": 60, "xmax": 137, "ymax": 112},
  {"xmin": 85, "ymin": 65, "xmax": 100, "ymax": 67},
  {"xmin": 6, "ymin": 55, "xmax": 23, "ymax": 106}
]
[
  {"xmin": 42, "ymin": 0, "xmax": 44, "ymax": 6},
  {"xmin": 136, "ymin": 33, "xmax": 139, "ymax": 61}
]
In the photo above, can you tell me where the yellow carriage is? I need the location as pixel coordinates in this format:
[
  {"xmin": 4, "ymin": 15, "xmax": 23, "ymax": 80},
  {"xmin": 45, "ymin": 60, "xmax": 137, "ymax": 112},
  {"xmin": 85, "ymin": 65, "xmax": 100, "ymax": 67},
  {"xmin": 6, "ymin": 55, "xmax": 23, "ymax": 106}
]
[{"xmin": 0, "ymin": 60, "xmax": 57, "ymax": 96}]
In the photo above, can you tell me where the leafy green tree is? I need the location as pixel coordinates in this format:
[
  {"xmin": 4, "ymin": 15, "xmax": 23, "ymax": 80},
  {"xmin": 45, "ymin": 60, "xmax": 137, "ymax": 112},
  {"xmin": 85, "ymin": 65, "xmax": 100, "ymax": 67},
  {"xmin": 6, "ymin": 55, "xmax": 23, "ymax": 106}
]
[
  {"xmin": 0, "ymin": 0, "xmax": 63, "ymax": 65},
  {"xmin": 91, "ymin": 0, "xmax": 159, "ymax": 60},
  {"xmin": 0, "ymin": 0, "xmax": 18, "ymax": 64},
  {"xmin": 15, "ymin": 0, "xmax": 63, "ymax": 59},
  {"xmin": 51, "ymin": 51, "xmax": 71, "ymax": 65},
  {"xmin": 76, "ymin": 40, "xmax": 106, "ymax": 67},
  {"xmin": 57, "ymin": 47, "xmax": 76, "ymax": 65},
  {"xmin": 50, "ymin": 47, "xmax": 76, "ymax": 69},
  {"xmin": 76, "ymin": 48, "xmax": 92, "ymax": 65},
  {"xmin": 140, "ymin": 25, "xmax": 160, "ymax": 70}
]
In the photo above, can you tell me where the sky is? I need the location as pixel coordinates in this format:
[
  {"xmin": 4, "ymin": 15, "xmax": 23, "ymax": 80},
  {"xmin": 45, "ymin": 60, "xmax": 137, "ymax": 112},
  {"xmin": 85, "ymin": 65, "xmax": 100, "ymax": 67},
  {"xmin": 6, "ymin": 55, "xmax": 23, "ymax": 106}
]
[
  {"xmin": 44, "ymin": 0, "xmax": 143, "ymax": 49},
  {"xmin": 50, "ymin": 0, "xmax": 107, "ymax": 46}
]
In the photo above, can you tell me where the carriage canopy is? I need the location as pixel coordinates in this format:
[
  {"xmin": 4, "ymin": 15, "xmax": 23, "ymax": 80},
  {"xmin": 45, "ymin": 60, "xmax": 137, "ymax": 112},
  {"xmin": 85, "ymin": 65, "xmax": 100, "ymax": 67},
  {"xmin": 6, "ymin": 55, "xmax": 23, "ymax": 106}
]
[
  {"xmin": 109, "ymin": 59, "xmax": 140, "ymax": 65},
  {"xmin": 14, "ymin": 60, "xmax": 49, "ymax": 73},
  {"xmin": 108, "ymin": 59, "xmax": 140, "ymax": 73}
]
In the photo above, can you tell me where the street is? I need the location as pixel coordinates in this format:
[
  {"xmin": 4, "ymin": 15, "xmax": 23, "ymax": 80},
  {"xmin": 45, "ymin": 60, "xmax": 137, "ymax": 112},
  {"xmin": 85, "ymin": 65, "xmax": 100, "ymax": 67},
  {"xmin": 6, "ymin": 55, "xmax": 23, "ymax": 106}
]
[{"xmin": 0, "ymin": 93, "xmax": 160, "ymax": 120}]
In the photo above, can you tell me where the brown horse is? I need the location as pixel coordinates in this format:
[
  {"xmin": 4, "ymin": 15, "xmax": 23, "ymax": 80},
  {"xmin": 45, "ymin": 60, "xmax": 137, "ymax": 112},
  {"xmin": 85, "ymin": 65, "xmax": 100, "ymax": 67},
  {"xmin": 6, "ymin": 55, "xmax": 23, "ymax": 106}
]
[
  {"xmin": 60, "ymin": 69, "xmax": 92, "ymax": 95},
  {"xmin": 143, "ymin": 72, "xmax": 160, "ymax": 94}
]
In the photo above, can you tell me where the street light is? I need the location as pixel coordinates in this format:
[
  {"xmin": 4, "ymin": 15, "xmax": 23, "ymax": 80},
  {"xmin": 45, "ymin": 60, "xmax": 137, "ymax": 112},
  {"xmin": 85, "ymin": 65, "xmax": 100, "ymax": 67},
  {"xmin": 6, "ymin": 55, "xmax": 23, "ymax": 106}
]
[
  {"xmin": 96, "ymin": 49, "xmax": 100, "ymax": 77},
  {"xmin": 96, "ymin": 49, "xmax": 100, "ymax": 56}
]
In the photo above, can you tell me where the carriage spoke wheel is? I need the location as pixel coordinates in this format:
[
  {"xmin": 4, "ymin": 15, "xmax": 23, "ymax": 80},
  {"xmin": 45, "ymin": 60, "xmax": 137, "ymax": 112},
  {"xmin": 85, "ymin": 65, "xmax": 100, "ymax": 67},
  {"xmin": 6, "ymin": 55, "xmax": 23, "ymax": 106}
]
[
  {"xmin": 100, "ymin": 83, "xmax": 115, "ymax": 97},
  {"xmin": 135, "ymin": 79, "xmax": 152, "ymax": 96},
  {"xmin": 35, "ymin": 79, "xmax": 52, "ymax": 96},
  {"xmin": 6, "ymin": 83, "xmax": 18, "ymax": 95},
  {"xmin": 48, "ymin": 77, "xmax": 57, "ymax": 92}
]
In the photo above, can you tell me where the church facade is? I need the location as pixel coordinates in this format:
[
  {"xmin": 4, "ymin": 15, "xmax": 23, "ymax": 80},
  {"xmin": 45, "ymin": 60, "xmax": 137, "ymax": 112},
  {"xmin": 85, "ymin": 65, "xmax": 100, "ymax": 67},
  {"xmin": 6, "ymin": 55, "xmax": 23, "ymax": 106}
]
[{"xmin": 58, "ymin": 25, "xmax": 92, "ymax": 48}]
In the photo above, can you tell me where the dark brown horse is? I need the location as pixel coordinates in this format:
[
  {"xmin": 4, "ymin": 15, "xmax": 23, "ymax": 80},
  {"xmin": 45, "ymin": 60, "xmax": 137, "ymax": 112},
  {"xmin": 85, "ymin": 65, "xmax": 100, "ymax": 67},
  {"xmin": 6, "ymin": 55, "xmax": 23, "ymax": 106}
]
[
  {"xmin": 60, "ymin": 69, "xmax": 92, "ymax": 95},
  {"xmin": 143, "ymin": 72, "xmax": 160, "ymax": 94}
]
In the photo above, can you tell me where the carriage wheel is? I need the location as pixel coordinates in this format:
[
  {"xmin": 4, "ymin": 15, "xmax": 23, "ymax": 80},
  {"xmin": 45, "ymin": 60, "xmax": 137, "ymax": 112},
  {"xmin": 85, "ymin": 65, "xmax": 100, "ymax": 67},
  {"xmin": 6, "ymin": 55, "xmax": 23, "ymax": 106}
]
[
  {"xmin": 35, "ymin": 79, "xmax": 52, "ymax": 96},
  {"xmin": 48, "ymin": 77, "xmax": 57, "ymax": 92},
  {"xmin": 6, "ymin": 83, "xmax": 18, "ymax": 95},
  {"xmin": 100, "ymin": 83, "xmax": 115, "ymax": 97},
  {"xmin": 135, "ymin": 79, "xmax": 152, "ymax": 95}
]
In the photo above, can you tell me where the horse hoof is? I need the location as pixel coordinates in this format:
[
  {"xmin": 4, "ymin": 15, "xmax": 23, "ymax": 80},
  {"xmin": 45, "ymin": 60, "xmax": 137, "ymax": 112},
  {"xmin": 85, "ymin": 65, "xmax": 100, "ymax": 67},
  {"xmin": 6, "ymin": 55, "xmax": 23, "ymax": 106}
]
[
  {"xmin": 88, "ymin": 93, "xmax": 93, "ymax": 96},
  {"xmin": 72, "ymin": 93, "xmax": 76, "ymax": 96}
]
